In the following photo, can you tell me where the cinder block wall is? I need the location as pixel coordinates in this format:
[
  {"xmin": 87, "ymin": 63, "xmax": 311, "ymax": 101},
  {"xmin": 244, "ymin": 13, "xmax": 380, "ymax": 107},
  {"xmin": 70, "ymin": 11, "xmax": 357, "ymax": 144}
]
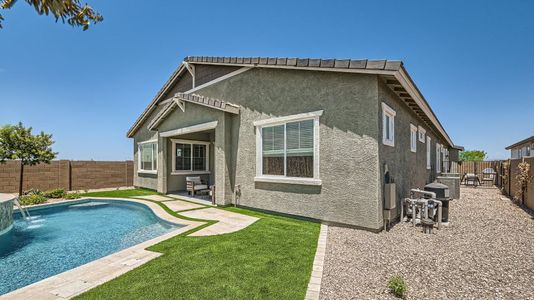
[{"xmin": 0, "ymin": 160, "xmax": 133, "ymax": 193}]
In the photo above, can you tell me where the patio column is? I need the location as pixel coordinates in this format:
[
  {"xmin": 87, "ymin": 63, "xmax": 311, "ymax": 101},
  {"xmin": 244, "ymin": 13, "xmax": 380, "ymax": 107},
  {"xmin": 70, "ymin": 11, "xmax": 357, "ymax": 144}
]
[
  {"xmin": 214, "ymin": 115, "xmax": 233, "ymax": 205},
  {"xmin": 157, "ymin": 135, "xmax": 168, "ymax": 194}
]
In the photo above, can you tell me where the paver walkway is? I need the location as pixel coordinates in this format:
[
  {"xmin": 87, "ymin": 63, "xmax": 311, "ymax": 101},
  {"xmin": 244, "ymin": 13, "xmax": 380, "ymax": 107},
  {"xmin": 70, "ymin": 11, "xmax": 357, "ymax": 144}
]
[
  {"xmin": 131, "ymin": 195, "xmax": 172, "ymax": 202},
  {"xmin": 180, "ymin": 207, "xmax": 259, "ymax": 236},
  {"xmin": 164, "ymin": 199, "xmax": 205, "ymax": 211}
]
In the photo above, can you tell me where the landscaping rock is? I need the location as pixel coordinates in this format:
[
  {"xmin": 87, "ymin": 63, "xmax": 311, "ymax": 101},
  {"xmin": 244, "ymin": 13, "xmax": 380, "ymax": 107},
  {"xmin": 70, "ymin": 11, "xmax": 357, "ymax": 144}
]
[{"xmin": 320, "ymin": 187, "xmax": 534, "ymax": 299}]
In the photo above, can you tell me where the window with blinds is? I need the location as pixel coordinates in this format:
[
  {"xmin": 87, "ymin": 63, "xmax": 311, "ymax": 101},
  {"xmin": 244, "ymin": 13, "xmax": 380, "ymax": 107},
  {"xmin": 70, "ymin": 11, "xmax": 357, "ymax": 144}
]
[{"xmin": 262, "ymin": 119, "xmax": 314, "ymax": 178}]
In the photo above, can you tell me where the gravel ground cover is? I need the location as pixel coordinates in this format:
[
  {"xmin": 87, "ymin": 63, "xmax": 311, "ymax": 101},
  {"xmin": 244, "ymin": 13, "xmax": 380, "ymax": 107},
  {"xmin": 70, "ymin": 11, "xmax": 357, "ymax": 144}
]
[{"xmin": 321, "ymin": 187, "xmax": 534, "ymax": 300}]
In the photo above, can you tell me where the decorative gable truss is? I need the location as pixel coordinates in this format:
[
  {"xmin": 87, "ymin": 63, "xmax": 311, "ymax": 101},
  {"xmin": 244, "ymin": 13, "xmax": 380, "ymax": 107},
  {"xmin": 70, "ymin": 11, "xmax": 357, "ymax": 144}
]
[{"xmin": 147, "ymin": 93, "xmax": 240, "ymax": 131}]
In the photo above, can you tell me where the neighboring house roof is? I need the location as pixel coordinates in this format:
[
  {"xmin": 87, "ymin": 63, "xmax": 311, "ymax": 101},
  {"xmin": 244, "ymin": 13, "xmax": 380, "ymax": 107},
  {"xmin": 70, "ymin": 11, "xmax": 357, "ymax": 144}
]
[
  {"xmin": 505, "ymin": 135, "xmax": 534, "ymax": 150},
  {"xmin": 148, "ymin": 93, "xmax": 239, "ymax": 130},
  {"xmin": 127, "ymin": 56, "xmax": 455, "ymax": 148}
]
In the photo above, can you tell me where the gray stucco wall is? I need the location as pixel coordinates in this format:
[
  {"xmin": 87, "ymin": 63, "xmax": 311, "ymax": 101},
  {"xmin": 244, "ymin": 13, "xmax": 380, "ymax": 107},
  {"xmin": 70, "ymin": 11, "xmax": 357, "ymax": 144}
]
[
  {"xmin": 131, "ymin": 64, "xmax": 452, "ymax": 231},
  {"xmin": 378, "ymin": 80, "xmax": 449, "ymax": 214},
  {"xmin": 196, "ymin": 68, "xmax": 382, "ymax": 230}
]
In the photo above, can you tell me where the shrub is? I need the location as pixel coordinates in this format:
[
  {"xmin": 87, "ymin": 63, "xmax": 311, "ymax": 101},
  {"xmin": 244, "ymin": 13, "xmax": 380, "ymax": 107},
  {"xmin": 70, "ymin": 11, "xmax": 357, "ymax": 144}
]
[
  {"xmin": 43, "ymin": 188, "xmax": 66, "ymax": 199},
  {"xmin": 18, "ymin": 193, "xmax": 48, "ymax": 205},
  {"xmin": 64, "ymin": 192, "xmax": 81, "ymax": 200},
  {"xmin": 23, "ymin": 189, "xmax": 42, "ymax": 196},
  {"xmin": 388, "ymin": 275, "xmax": 407, "ymax": 299}
]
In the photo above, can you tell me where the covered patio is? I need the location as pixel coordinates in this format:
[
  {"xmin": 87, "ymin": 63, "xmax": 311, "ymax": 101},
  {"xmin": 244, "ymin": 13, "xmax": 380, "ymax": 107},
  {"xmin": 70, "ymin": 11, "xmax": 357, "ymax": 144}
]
[{"xmin": 147, "ymin": 93, "xmax": 240, "ymax": 205}]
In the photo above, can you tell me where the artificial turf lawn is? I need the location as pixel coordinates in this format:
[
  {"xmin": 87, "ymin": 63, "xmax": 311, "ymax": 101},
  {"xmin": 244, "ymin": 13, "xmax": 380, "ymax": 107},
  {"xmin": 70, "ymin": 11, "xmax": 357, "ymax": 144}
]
[
  {"xmin": 74, "ymin": 207, "xmax": 320, "ymax": 300},
  {"xmin": 80, "ymin": 188, "xmax": 161, "ymax": 198}
]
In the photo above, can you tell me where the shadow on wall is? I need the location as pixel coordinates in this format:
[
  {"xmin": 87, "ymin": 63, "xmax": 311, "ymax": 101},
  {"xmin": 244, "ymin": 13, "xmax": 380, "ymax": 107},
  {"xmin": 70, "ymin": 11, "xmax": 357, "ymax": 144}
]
[{"xmin": 254, "ymin": 182, "xmax": 322, "ymax": 194}]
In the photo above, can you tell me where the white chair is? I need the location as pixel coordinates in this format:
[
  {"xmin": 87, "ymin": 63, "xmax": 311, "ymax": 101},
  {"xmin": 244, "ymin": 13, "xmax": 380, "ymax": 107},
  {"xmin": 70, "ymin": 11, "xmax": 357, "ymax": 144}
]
[{"xmin": 186, "ymin": 176, "xmax": 208, "ymax": 196}]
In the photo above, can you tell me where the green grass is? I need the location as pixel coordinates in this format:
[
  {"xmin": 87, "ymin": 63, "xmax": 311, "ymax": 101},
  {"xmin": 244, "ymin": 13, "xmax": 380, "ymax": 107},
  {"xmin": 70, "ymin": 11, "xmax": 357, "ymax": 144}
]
[
  {"xmin": 75, "ymin": 207, "xmax": 320, "ymax": 300},
  {"xmin": 80, "ymin": 188, "xmax": 161, "ymax": 198}
]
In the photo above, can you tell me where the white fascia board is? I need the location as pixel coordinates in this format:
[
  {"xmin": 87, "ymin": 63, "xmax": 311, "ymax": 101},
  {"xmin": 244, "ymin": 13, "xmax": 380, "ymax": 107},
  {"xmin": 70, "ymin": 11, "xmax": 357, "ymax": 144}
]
[
  {"xmin": 253, "ymin": 110, "xmax": 324, "ymax": 127},
  {"xmin": 159, "ymin": 121, "xmax": 218, "ymax": 138}
]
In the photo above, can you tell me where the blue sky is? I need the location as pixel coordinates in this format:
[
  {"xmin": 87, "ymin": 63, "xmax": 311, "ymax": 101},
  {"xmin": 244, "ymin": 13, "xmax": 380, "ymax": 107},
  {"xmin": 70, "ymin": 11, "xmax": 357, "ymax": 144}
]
[{"xmin": 1, "ymin": 0, "xmax": 533, "ymax": 160}]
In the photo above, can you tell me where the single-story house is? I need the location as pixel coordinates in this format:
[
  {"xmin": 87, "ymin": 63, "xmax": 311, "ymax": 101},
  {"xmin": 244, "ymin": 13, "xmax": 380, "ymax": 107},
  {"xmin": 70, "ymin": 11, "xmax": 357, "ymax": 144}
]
[
  {"xmin": 127, "ymin": 56, "xmax": 459, "ymax": 231},
  {"xmin": 506, "ymin": 136, "xmax": 534, "ymax": 159}
]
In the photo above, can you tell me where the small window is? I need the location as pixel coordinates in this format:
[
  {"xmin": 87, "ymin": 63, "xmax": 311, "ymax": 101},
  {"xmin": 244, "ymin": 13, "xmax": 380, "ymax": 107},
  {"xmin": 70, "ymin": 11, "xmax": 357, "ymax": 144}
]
[
  {"xmin": 410, "ymin": 124, "xmax": 417, "ymax": 153},
  {"xmin": 138, "ymin": 140, "xmax": 157, "ymax": 173},
  {"xmin": 171, "ymin": 139, "xmax": 209, "ymax": 174},
  {"xmin": 418, "ymin": 126, "xmax": 426, "ymax": 143},
  {"xmin": 382, "ymin": 103, "xmax": 396, "ymax": 147},
  {"xmin": 426, "ymin": 136, "xmax": 431, "ymax": 169}
]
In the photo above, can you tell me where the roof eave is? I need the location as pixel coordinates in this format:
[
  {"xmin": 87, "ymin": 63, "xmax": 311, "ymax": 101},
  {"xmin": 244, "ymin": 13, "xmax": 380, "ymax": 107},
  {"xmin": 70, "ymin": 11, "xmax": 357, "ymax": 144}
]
[
  {"xmin": 126, "ymin": 63, "xmax": 186, "ymax": 138},
  {"xmin": 505, "ymin": 135, "xmax": 534, "ymax": 149}
]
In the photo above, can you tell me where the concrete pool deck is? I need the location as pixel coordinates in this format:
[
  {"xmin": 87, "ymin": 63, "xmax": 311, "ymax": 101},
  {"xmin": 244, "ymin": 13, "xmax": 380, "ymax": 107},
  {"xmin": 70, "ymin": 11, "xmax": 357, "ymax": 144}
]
[{"xmin": 1, "ymin": 197, "xmax": 260, "ymax": 299}]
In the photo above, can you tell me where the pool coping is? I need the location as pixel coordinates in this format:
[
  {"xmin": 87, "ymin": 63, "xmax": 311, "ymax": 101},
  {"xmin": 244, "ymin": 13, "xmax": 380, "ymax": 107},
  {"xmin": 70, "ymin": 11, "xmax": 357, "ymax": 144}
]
[{"xmin": 1, "ymin": 197, "xmax": 205, "ymax": 300}]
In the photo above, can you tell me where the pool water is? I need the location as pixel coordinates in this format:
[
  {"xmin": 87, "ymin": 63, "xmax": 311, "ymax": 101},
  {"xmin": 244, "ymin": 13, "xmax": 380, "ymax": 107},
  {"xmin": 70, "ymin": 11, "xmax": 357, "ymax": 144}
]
[{"xmin": 0, "ymin": 200, "xmax": 180, "ymax": 295}]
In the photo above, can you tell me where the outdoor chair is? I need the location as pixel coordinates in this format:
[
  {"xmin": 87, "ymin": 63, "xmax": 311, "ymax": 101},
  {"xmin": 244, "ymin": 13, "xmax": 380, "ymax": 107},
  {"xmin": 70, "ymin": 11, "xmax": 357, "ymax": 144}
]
[{"xmin": 186, "ymin": 176, "xmax": 209, "ymax": 196}]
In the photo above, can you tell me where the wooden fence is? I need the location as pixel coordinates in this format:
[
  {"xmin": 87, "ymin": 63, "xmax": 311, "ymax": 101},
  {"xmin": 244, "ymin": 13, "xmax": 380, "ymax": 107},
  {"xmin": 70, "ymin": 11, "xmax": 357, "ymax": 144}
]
[
  {"xmin": 0, "ymin": 160, "xmax": 133, "ymax": 194},
  {"xmin": 457, "ymin": 158, "xmax": 534, "ymax": 209}
]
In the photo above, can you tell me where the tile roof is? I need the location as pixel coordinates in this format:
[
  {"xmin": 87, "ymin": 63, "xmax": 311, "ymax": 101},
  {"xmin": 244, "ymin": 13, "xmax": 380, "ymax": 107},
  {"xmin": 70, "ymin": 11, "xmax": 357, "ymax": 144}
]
[{"xmin": 184, "ymin": 56, "xmax": 403, "ymax": 71}]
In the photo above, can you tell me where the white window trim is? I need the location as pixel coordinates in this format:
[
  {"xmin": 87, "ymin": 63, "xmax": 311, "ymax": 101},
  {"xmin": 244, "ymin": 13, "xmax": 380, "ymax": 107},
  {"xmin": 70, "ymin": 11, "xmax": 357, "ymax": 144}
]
[
  {"xmin": 137, "ymin": 139, "xmax": 158, "ymax": 174},
  {"xmin": 410, "ymin": 124, "xmax": 417, "ymax": 153},
  {"xmin": 418, "ymin": 126, "xmax": 426, "ymax": 143},
  {"xmin": 254, "ymin": 110, "xmax": 322, "ymax": 186},
  {"xmin": 160, "ymin": 121, "xmax": 218, "ymax": 138},
  {"xmin": 382, "ymin": 103, "xmax": 396, "ymax": 147},
  {"xmin": 426, "ymin": 136, "xmax": 431, "ymax": 170},
  {"xmin": 436, "ymin": 143, "xmax": 442, "ymax": 174},
  {"xmin": 171, "ymin": 139, "xmax": 210, "ymax": 175}
]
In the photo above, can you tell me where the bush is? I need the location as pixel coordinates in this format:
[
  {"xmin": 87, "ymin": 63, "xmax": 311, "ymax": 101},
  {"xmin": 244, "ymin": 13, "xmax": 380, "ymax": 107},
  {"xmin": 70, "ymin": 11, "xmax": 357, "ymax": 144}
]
[
  {"xmin": 388, "ymin": 275, "xmax": 407, "ymax": 299},
  {"xmin": 64, "ymin": 192, "xmax": 81, "ymax": 200},
  {"xmin": 18, "ymin": 193, "xmax": 48, "ymax": 205},
  {"xmin": 43, "ymin": 188, "xmax": 66, "ymax": 199},
  {"xmin": 23, "ymin": 189, "xmax": 42, "ymax": 196}
]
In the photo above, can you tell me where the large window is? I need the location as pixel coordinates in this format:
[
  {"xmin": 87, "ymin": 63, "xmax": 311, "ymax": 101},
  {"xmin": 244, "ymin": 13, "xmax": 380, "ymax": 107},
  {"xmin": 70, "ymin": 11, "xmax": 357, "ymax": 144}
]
[
  {"xmin": 254, "ymin": 110, "xmax": 322, "ymax": 185},
  {"xmin": 171, "ymin": 139, "xmax": 209, "ymax": 174},
  {"xmin": 138, "ymin": 140, "xmax": 157, "ymax": 173},
  {"xmin": 410, "ymin": 124, "xmax": 417, "ymax": 153},
  {"xmin": 382, "ymin": 103, "xmax": 396, "ymax": 147}
]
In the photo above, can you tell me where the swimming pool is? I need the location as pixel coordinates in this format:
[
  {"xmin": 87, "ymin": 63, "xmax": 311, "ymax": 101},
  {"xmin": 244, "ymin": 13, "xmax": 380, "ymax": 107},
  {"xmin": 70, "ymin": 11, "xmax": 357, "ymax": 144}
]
[{"xmin": 0, "ymin": 199, "xmax": 181, "ymax": 295}]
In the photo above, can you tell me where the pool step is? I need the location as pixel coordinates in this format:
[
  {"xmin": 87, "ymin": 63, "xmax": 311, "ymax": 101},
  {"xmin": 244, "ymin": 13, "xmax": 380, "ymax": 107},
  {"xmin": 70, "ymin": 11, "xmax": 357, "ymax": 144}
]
[{"xmin": 68, "ymin": 202, "xmax": 109, "ymax": 209}]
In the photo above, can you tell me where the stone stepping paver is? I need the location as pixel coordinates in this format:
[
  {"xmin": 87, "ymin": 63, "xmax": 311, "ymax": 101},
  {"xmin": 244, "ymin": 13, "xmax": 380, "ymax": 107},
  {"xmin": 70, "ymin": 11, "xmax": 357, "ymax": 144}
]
[
  {"xmin": 164, "ymin": 200, "xmax": 205, "ymax": 212},
  {"xmin": 131, "ymin": 195, "xmax": 172, "ymax": 202},
  {"xmin": 180, "ymin": 208, "xmax": 259, "ymax": 237}
]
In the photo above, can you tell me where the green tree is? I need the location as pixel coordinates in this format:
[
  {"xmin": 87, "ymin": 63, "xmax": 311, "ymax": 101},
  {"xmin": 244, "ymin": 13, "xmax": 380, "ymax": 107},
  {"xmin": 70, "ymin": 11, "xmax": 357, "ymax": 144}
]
[
  {"xmin": 0, "ymin": 0, "xmax": 102, "ymax": 30},
  {"xmin": 459, "ymin": 150, "xmax": 487, "ymax": 161},
  {"xmin": 0, "ymin": 123, "xmax": 57, "ymax": 195}
]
